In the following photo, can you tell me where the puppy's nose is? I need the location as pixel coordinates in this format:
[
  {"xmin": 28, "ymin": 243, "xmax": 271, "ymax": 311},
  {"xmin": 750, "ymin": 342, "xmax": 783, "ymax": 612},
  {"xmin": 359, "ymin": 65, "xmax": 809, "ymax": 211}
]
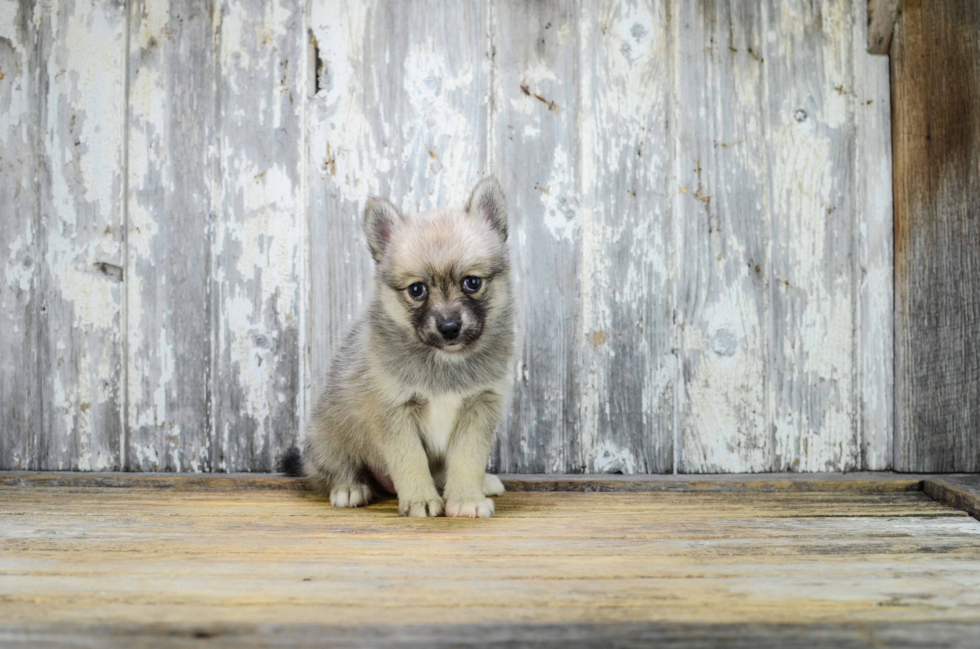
[{"xmin": 437, "ymin": 320, "xmax": 461, "ymax": 340}]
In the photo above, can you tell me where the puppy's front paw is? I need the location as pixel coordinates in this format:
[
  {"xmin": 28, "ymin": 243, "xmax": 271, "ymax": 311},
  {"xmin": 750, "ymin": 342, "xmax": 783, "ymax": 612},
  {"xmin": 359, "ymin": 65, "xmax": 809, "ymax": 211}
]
[
  {"xmin": 398, "ymin": 495, "xmax": 444, "ymax": 518},
  {"xmin": 446, "ymin": 497, "xmax": 495, "ymax": 518},
  {"xmin": 330, "ymin": 483, "xmax": 372, "ymax": 508},
  {"xmin": 482, "ymin": 473, "xmax": 506, "ymax": 497}
]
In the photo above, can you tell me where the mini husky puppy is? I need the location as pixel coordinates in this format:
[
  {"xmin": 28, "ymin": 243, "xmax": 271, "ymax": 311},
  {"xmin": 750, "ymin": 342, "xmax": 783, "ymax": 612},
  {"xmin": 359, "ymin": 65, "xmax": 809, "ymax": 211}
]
[{"xmin": 289, "ymin": 177, "xmax": 513, "ymax": 518}]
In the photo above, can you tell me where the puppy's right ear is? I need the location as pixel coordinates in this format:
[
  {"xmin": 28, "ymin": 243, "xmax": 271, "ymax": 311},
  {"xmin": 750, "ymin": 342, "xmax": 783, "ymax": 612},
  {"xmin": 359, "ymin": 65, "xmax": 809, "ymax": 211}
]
[{"xmin": 364, "ymin": 197, "xmax": 401, "ymax": 262}]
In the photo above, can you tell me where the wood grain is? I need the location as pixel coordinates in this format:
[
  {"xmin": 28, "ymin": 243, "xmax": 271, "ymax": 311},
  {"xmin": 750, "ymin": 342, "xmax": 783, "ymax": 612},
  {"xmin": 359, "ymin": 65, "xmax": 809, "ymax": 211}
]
[
  {"xmin": 211, "ymin": 0, "xmax": 305, "ymax": 471},
  {"xmin": 0, "ymin": 470, "xmax": 930, "ymax": 493},
  {"xmin": 866, "ymin": 0, "xmax": 899, "ymax": 55},
  {"xmin": 853, "ymin": 0, "xmax": 894, "ymax": 470},
  {"xmin": 674, "ymin": 0, "xmax": 770, "ymax": 472},
  {"xmin": 492, "ymin": 0, "xmax": 581, "ymax": 473},
  {"xmin": 36, "ymin": 0, "xmax": 127, "ymax": 470},
  {"xmin": 892, "ymin": 0, "xmax": 980, "ymax": 472},
  {"xmin": 0, "ymin": 482, "xmax": 978, "ymax": 641},
  {"xmin": 0, "ymin": 0, "xmax": 40, "ymax": 470},
  {"xmin": 924, "ymin": 476, "xmax": 980, "ymax": 521},
  {"xmin": 125, "ymin": 0, "xmax": 217, "ymax": 471},
  {"xmin": 575, "ymin": 0, "xmax": 674, "ymax": 473},
  {"xmin": 766, "ymin": 0, "xmax": 860, "ymax": 472},
  {"xmin": 4, "ymin": 621, "xmax": 980, "ymax": 649}
]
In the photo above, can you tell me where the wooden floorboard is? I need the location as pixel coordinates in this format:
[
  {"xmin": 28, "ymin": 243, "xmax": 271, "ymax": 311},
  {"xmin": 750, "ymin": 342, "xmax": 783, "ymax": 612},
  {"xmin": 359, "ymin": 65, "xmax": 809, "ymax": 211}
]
[
  {"xmin": 1, "ymin": 475, "xmax": 980, "ymax": 646},
  {"xmin": 0, "ymin": 470, "xmax": 934, "ymax": 492}
]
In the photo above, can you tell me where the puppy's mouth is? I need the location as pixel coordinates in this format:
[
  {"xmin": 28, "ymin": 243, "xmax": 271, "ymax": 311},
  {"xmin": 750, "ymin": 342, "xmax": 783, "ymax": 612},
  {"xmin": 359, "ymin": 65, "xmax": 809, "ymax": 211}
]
[{"xmin": 417, "ymin": 330, "xmax": 482, "ymax": 353}]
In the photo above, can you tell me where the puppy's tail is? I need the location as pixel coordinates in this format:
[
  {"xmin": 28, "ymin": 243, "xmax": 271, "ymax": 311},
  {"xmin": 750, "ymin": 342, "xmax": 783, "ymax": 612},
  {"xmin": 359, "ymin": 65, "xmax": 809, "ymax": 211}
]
[{"xmin": 278, "ymin": 446, "xmax": 304, "ymax": 477}]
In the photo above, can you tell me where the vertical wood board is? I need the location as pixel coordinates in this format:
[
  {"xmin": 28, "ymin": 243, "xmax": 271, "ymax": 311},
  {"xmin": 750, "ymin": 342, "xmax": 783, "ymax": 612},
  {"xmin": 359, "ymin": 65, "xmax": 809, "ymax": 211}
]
[
  {"xmin": 492, "ymin": 0, "xmax": 583, "ymax": 473},
  {"xmin": 0, "ymin": 0, "xmax": 40, "ymax": 469},
  {"xmin": 674, "ymin": 0, "xmax": 771, "ymax": 473},
  {"xmin": 212, "ymin": 0, "xmax": 305, "ymax": 472},
  {"xmin": 892, "ymin": 0, "xmax": 980, "ymax": 472},
  {"xmin": 766, "ymin": 0, "xmax": 859, "ymax": 472},
  {"xmin": 126, "ymin": 0, "xmax": 216, "ymax": 471},
  {"xmin": 36, "ymin": 0, "xmax": 127, "ymax": 470},
  {"xmin": 575, "ymin": 0, "xmax": 674, "ymax": 473},
  {"xmin": 853, "ymin": 0, "xmax": 894, "ymax": 470}
]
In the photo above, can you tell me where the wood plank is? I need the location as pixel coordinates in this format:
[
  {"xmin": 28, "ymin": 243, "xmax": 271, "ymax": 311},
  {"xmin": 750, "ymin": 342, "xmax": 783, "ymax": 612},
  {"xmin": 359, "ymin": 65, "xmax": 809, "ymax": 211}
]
[
  {"xmin": 492, "ymin": 0, "xmax": 582, "ymax": 472},
  {"xmin": 674, "ymin": 0, "xmax": 770, "ymax": 472},
  {"xmin": 307, "ymin": 0, "xmax": 491, "ymax": 453},
  {"xmin": 211, "ymin": 0, "xmax": 305, "ymax": 471},
  {"xmin": 867, "ymin": 0, "xmax": 899, "ymax": 55},
  {"xmin": 502, "ymin": 472, "xmax": 925, "ymax": 493},
  {"xmin": 0, "ymin": 485, "xmax": 978, "ymax": 637},
  {"xmin": 892, "ymin": 0, "xmax": 980, "ymax": 472},
  {"xmin": 573, "ymin": 0, "xmax": 674, "ymax": 473},
  {"xmin": 765, "ymin": 0, "xmax": 859, "ymax": 472},
  {"xmin": 0, "ymin": 0, "xmax": 40, "ymax": 470},
  {"xmin": 924, "ymin": 476, "xmax": 980, "ymax": 521},
  {"xmin": 853, "ymin": 0, "xmax": 894, "ymax": 470},
  {"xmin": 35, "ymin": 0, "xmax": 127, "ymax": 470},
  {"xmin": 0, "ymin": 471, "xmax": 930, "ymax": 493},
  {"xmin": 1, "ymin": 490, "xmax": 959, "ymax": 524},
  {"xmin": 125, "ymin": 0, "xmax": 216, "ymax": 471},
  {"xmin": 4, "ymin": 621, "xmax": 980, "ymax": 649}
]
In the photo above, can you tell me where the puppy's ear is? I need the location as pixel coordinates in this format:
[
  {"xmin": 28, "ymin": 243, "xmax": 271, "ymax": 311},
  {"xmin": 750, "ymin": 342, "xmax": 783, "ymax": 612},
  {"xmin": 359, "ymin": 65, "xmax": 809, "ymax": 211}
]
[
  {"xmin": 364, "ymin": 197, "xmax": 402, "ymax": 262},
  {"xmin": 465, "ymin": 176, "xmax": 507, "ymax": 240}
]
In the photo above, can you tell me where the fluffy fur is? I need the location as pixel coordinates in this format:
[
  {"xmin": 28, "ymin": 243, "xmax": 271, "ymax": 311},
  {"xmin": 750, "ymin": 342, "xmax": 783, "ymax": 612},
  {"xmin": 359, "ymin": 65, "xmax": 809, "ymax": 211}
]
[{"xmin": 299, "ymin": 177, "xmax": 513, "ymax": 518}]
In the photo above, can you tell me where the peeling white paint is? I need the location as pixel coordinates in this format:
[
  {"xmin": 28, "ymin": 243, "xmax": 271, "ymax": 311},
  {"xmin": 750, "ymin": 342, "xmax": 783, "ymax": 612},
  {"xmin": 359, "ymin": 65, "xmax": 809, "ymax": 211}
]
[
  {"xmin": 592, "ymin": 439, "xmax": 638, "ymax": 475},
  {"xmin": 540, "ymin": 144, "xmax": 578, "ymax": 241},
  {"xmin": 4, "ymin": 227, "xmax": 33, "ymax": 294},
  {"xmin": 3, "ymin": 0, "xmax": 895, "ymax": 475}
]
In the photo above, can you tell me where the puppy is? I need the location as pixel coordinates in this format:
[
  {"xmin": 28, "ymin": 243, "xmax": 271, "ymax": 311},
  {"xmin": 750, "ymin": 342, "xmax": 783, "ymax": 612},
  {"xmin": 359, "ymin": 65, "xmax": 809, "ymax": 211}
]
[{"xmin": 289, "ymin": 177, "xmax": 513, "ymax": 518}]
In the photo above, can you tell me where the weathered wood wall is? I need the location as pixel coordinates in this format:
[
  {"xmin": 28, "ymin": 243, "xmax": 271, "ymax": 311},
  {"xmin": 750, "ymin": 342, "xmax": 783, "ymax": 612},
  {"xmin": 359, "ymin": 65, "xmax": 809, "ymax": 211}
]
[
  {"xmin": 892, "ymin": 0, "xmax": 980, "ymax": 472},
  {"xmin": 0, "ymin": 0, "xmax": 893, "ymax": 473}
]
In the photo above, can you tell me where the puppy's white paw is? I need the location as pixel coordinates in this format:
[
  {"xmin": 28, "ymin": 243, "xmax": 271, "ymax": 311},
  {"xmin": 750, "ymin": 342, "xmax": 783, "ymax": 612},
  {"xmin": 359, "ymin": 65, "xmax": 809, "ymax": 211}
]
[
  {"xmin": 482, "ymin": 473, "xmax": 506, "ymax": 497},
  {"xmin": 399, "ymin": 496, "xmax": 444, "ymax": 518},
  {"xmin": 330, "ymin": 483, "xmax": 372, "ymax": 508},
  {"xmin": 446, "ymin": 497, "xmax": 495, "ymax": 518}
]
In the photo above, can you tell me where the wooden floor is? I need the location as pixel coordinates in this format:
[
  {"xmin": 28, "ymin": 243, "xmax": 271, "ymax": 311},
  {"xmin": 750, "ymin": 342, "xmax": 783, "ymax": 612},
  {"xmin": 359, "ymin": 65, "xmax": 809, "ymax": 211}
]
[{"xmin": 1, "ymin": 473, "xmax": 980, "ymax": 647}]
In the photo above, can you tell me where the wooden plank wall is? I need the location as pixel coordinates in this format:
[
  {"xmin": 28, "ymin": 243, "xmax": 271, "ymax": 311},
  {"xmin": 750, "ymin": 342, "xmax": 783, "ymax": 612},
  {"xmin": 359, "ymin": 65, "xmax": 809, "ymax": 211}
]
[
  {"xmin": 0, "ymin": 0, "xmax": 893, "ymax": 473},
  {"xmin": 892, "ymin": 0, "xmax": 980, "ymax": 472}
]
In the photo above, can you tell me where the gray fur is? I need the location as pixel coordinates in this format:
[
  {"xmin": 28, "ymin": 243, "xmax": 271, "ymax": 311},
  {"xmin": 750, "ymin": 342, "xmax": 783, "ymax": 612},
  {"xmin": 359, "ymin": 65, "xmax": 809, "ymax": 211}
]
[{"xmin": 303, "ymin": 177, "xmax": 514, "ymax": 517}]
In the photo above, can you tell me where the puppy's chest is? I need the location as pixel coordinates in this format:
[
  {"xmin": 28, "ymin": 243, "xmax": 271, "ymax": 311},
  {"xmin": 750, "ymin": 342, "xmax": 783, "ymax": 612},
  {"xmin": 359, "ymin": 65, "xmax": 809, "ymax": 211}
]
[{"xmin": 420, "ymin": 393, "xmax": 463, "ymax": 455}]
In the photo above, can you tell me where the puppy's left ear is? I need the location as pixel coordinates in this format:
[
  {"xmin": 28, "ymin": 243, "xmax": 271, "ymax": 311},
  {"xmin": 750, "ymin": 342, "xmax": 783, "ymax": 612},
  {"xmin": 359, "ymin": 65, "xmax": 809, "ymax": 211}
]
[{"xmin": 465, "ymin": 176, "xmax": 507, "ymax": 240}]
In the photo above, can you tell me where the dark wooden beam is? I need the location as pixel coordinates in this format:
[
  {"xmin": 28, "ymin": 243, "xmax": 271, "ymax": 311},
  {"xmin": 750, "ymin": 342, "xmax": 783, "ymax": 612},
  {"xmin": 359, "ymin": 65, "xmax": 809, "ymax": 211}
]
[
  {"xmin": 868, "ymin": 0, "xmax": 900, "ymax": 54},
  {"xmin": 924, "ymin": 476, "xmax": 980, "ymax": 521},
  {"xmin": 892, "ymin": 0, "xmax": 980, "ymax": 471}
]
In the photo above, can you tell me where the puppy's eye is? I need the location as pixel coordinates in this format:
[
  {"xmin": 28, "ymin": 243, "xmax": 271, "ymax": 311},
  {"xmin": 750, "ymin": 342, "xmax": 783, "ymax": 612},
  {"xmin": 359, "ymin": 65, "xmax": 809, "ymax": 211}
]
[
  {"xmin": 407, "ymin": 282, "xmax": 428, "ymax": 301},
  {"xmin": 461, "ymin": 276, "xmax": 482, "ymax": 294}
]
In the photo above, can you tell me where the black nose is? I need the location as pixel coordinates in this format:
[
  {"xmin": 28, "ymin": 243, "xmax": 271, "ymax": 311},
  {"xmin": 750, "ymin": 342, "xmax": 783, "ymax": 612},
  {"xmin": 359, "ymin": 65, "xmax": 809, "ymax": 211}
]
[{"xmin": 437, "ymin": 320, "xmax": 461, "ymax": 340}]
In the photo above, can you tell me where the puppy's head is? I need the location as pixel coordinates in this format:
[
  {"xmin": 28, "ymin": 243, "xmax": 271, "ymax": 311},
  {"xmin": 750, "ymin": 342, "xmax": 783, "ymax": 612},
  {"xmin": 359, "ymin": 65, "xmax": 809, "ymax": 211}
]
[{"xmin": 365, "ymin": 177, "xmax": 509, "ymax": 355}]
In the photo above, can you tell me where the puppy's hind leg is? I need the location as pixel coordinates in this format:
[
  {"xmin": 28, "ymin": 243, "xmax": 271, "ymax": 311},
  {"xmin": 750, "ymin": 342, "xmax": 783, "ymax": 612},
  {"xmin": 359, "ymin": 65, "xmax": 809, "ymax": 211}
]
[
  {"xmin": 482, "ymin": 473, "xmax": 505, "ymax": 497},
  {"xmin": 303, "ymin": 437, "xmax": 373, "ymax": 509},
  {"xmin": 329, "ymin": 481, "xmax": 373, "ymax": 508}
]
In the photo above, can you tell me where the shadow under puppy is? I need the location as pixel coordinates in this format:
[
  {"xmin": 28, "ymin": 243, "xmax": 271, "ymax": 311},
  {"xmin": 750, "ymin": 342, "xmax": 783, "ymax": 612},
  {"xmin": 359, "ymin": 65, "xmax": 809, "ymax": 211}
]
[{"xmin": 284, "ymin": 177, "xmax": 514, "ymax": 518}]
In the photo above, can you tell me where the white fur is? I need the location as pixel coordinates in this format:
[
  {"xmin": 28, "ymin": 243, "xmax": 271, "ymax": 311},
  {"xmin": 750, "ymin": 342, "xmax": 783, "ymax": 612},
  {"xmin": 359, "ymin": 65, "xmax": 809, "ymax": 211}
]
[{"xmin": 423, "ymin": 393, "xmax": 463, "ymax": 456}]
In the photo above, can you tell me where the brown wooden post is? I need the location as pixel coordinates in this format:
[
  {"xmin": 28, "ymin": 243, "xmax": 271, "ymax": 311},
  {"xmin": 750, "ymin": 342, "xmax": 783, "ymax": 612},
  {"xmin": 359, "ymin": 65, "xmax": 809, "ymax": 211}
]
[{"xmin": 892, "ymin": 0, "xmax": 980, "ymax": 471}]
